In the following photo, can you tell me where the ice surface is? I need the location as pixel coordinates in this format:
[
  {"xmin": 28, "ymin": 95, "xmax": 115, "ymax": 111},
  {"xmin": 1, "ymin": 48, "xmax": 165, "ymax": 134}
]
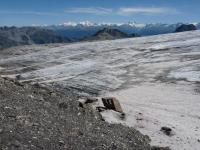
[
  {"xmin": 0, "ymin": 30, "xmax": 200, "ymax": 149},
  {"xmin": 102, "ymin": 83, "xmax": 200, "ymax": 150},
  {"xmin": 168, "ymin": 66, "xmax": 200, "ymax": 82}
]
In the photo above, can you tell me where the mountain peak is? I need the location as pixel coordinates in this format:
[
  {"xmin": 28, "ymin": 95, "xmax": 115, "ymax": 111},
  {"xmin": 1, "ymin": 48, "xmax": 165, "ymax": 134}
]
[{"xmin": 81, "ymin": 28, "xmax": 138, "ymax": 41}]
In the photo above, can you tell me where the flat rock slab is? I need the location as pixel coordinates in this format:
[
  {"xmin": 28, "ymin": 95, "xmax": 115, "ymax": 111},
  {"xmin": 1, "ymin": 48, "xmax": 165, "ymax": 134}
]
[{"xmin": 102, "ymin": 97, "xmax": 124, "ymax": 113}]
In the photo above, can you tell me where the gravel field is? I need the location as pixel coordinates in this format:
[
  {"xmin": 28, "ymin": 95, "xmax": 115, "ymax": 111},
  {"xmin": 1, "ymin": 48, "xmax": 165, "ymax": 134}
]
[{"xmin": 0, "ymin": 77, "xmax": 165, "ymax": 150}]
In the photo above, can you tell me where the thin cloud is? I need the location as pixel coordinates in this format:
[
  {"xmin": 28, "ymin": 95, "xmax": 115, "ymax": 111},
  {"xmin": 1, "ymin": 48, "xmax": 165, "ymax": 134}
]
[
  {"xmin": 65, "ymin": 7, "xmax": 113, "ymax": 15},
  {"xmin": 0, "ymin": 7, "xmax": 179, "ymax": 17},
  {"xmin": 118, "ymin": 7, "xmax": 178, "ymax": 15},
  {"xmin": 0, "ymin": 10, "xmax": 60, "ymax": 16}
]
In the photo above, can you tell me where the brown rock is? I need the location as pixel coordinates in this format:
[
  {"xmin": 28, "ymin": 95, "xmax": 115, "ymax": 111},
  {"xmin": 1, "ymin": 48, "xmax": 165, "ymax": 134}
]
[{"xmin": 102, "ymin": 97, "xmax": 123, "ymax": 113}]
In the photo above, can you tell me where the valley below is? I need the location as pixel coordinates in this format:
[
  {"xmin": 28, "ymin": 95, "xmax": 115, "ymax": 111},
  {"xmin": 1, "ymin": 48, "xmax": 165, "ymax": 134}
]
[{"xmin": 0, "ymin": 30, "xmax": 200, "ymax": 150}]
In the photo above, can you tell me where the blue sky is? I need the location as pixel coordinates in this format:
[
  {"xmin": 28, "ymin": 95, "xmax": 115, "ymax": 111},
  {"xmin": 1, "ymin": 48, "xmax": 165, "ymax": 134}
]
[{"xmin": 0, "ymin": 0, "xmax": 200, "ymax": 26}]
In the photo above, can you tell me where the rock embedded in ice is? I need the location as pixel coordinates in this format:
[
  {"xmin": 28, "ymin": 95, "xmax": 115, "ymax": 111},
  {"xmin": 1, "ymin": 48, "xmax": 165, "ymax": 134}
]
[{"xmin": 161, "ymin": 127, "xmax": 175, "ymax": 136}]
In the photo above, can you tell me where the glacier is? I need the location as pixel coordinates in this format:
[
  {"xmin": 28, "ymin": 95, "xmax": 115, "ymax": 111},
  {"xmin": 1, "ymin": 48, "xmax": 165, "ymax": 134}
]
[{"xmin": 0, "ymin": 30, "xmax": 200, "ymax": 150}]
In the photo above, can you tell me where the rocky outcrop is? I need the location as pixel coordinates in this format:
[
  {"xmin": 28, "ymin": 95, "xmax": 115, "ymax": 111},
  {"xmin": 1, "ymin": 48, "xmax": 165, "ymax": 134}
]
[{"xmin": 81, "ymin": 28, "xmax": 138, "ymax": 41}]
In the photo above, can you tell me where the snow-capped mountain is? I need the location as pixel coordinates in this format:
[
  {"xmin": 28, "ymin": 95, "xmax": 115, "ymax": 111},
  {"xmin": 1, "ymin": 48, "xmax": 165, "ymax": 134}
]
[{"xmin": 44, "ymin": 21, "xmax": 200, "ymax": 40}]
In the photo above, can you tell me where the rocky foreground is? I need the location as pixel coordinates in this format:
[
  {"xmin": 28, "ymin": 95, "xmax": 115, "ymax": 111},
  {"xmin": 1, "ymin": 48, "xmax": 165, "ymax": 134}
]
[{"xmin": 0, "ymin": 77, "xmax": 169, "ymax": 150}]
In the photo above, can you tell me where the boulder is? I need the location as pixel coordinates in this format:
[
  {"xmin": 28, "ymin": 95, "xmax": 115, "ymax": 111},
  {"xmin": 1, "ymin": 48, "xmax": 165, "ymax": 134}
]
[{"xmin": 102, "ymin": 97, "xmax": 123, "ymax": 113}]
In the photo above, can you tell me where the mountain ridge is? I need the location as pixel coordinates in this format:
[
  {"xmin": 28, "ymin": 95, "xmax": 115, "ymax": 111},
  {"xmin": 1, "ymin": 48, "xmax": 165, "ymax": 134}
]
[
  {"xmin": 0, "ymin": 26, "xmax": 71, "ymax": 49},
  {"xmin": 45, "ymin": 22, "xmax": 200, "ymax": 40}
]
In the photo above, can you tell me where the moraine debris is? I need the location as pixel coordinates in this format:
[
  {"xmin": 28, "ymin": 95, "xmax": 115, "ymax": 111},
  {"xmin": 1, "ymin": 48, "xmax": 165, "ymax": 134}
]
[
  {"xmin": 78, "ymin": 97, "xmax": 99, "ymax": 108},
  {"xmin": 78, "ymin": 97, "xmax": 98, "ymax": 105}
]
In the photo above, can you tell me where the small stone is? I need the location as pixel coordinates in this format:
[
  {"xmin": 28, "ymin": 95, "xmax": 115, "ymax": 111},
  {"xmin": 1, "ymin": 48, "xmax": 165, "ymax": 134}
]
[
  {"xmin": 120, "ymin": 113, "xmax": 126, "ymax": 120},
  {"xmin": 78, "ymin": 97, "xmax": 98, "ymax": 108},
  {"xmin": 38, "ymin": 97, "xmax": 44, "ymax": 101},
  {"xmin": 28, "ymin": 95, "xmax": 34, "ymax": 99},
  {"xmin": 151, "ymin": 146, "xmax": 171, "ymax": 150},
  {"xmin": 96, "ymin": 106, "xmax": 106, "ymax": 112},
  {"xmin": 198, "ymin": 139, "xmax": 200, "ymax": 142},
  {"xmin": 78, "ymin": 130, "xmax": 84, "ymax": 136},
  {"xmin": 136, "ymin": 117, "xmax": 143, "ymax": 121},
  {"xmin": 33, "ymin": 123, "xmax": 39, "ymax": 126},
  {"xmin": 111, "ymin": 144, "xmax": 117, "ymax": 149},
  {"xmin": 85, "ymin": 97, "xmax": 98, "ymax": 104},
  {"xmin": 15, "ymin": 75, "xmax": 22, "ymax": 80},
  {"xmin": 78, "ymin": 102, "xmax": 84, "ymax": 108},
  {"xmin": 161, "ymin": 127, "xmax": 174, "ymax": 136},
  {"xmin": 58, "ymin": 140, "xmax": 65, "ymax": 146},
  {"xmin": 33, "ymin": 82, "xmax": 40, "ymax": 88},
  {"xmin": 12, "ymin": 140, "xmax": 21, "ymax": 148},
  {"xmin": 50, "ymin": 92, "xmax": 57, "ymax": 96},
  {"xmin": 0, "ymin": 129, "xmax": 3, "ymax": 134},
  {"xmin": 44, "ymin": 102, "xmax": 51, "ymax": 107}
]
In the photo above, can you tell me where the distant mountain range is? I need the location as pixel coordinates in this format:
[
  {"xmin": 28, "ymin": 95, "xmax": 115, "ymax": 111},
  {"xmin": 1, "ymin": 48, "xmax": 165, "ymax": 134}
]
[
  {"xmin": 0, "ymin": 22, "xmax": 199, "ymax": 50},
  {"xmin": 0, "ymin": 27, "xmax": 71, "ymax": 49},
  {"xmin": 45, "ymin": 22, "xmax": 200, "ymax": 40}
]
